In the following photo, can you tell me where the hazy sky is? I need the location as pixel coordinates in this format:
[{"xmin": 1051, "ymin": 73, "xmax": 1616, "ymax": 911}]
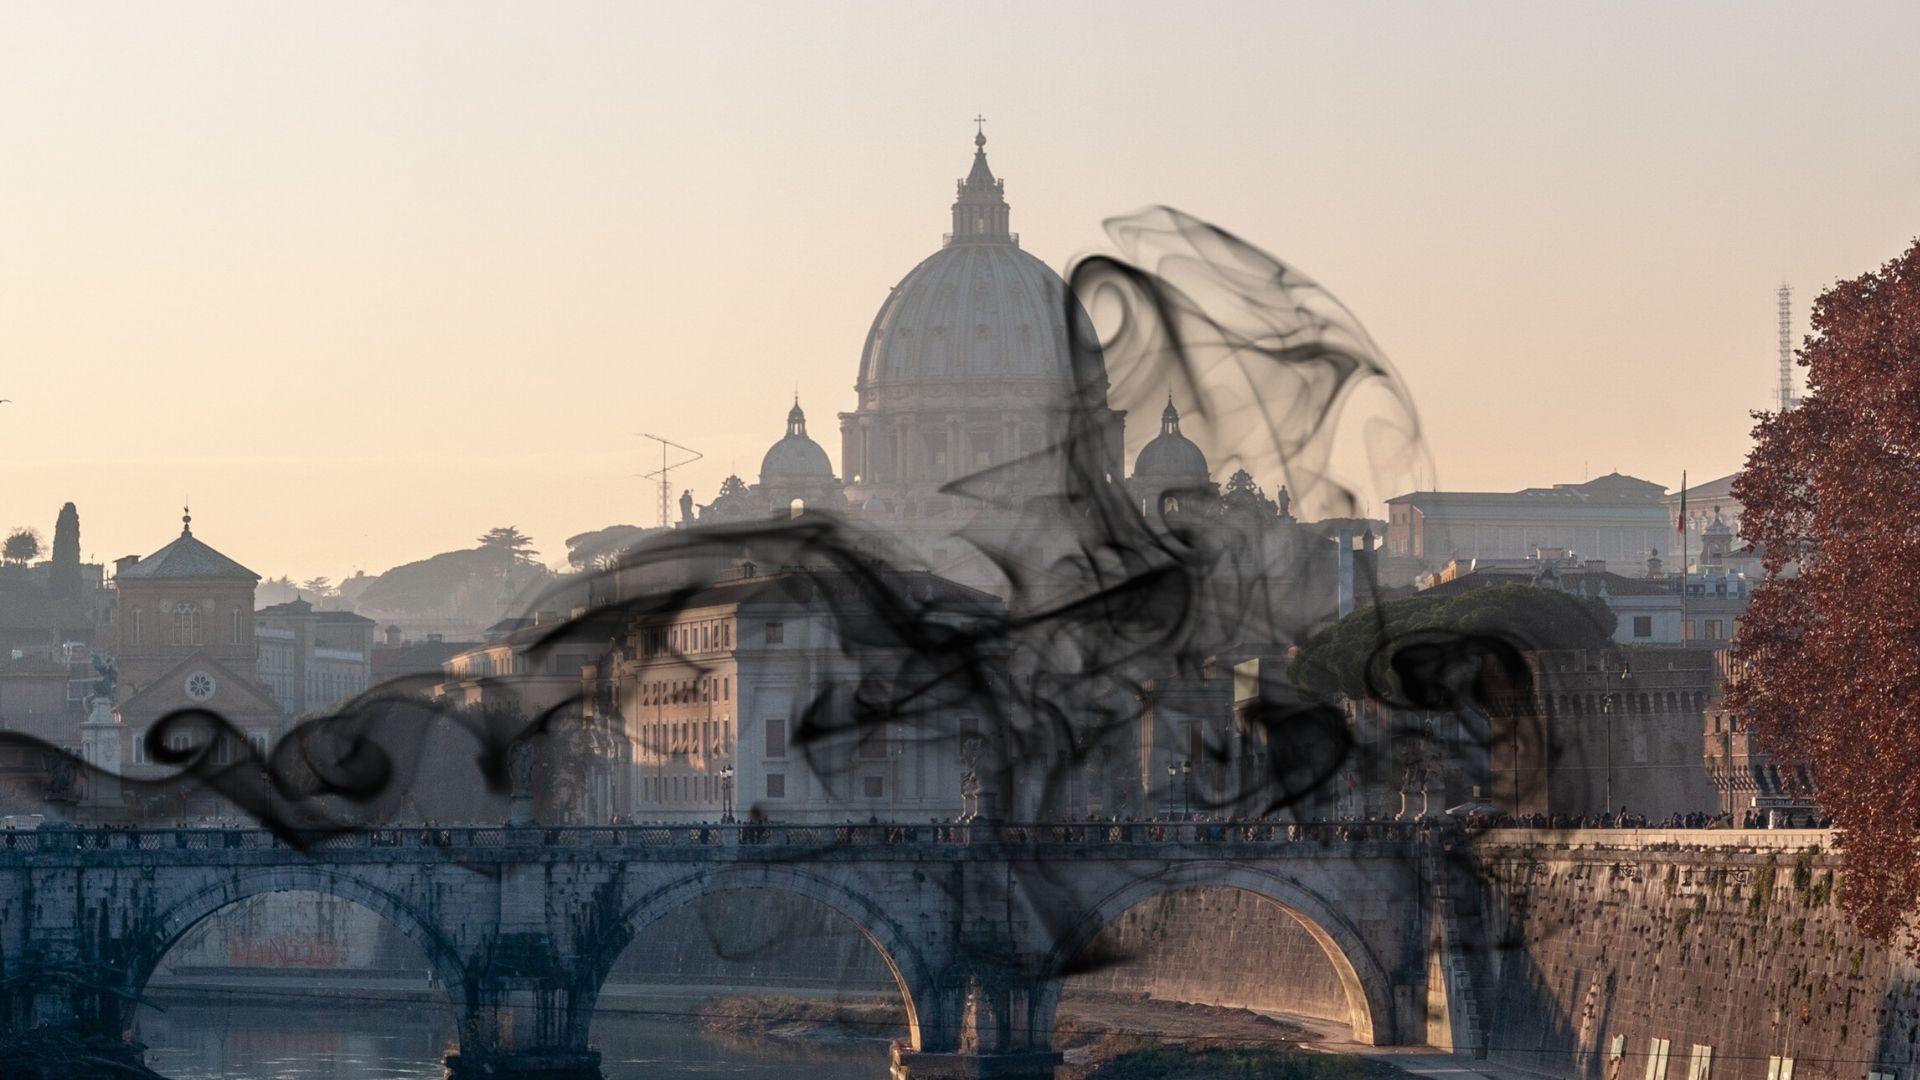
[{"xmin": 3, "ymin": 2, "xmax": 1916, "ymax": 581}]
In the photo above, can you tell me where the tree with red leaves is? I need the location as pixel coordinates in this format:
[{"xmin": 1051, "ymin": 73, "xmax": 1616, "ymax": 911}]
[{"xmin": 1730, "ymin": 239, "xmax": 1920, "ymax": 944}]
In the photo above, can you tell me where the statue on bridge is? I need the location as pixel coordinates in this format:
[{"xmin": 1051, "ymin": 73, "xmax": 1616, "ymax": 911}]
[{"xmin": 90, "ymin": 654, "xmax": 117, "ymax": 701}]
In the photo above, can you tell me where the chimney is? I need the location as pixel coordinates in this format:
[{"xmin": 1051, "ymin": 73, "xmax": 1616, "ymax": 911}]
[{"xmin": 113, "ymin": 555, "xmax": 140, "ymax": 579}]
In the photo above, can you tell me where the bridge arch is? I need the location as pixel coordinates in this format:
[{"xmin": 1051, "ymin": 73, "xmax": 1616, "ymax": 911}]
[
  {"xmin": 1034, "ymin": 861, "xmax": 1396, "ymax": 1046},
  {"xmin": 133, "ymin": 864, "xmax": 468, "ymax": 1023},
  {"xmin": 592, "ymin": 862, "xmax": 936, "ymax": 1050}
]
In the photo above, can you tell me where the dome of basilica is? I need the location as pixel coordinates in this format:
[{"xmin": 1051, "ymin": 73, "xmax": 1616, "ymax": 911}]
[
  {"xmin": 855, "ymin": 130, "xmax": 1090, "ymax": 393},
  {"xmin": 1132, "ymin": 397, "xmax": 1210, "ymax": 483},
  {"xmin": 858, "ymin": 244, "xmax": 1082, "ymax": 389},
  {"xmin": 759, "ymin": 400, "xmax": 835, "ymax": 482}
]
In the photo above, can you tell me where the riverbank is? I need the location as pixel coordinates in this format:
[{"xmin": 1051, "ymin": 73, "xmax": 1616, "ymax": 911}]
[
  {"xmin": 696, "ymin": 990, "xmax": 1406, "ymax": 1080},
  {"xmin": 141, "ymin": 978, "xmax": 1420, "ymax": 1080}
]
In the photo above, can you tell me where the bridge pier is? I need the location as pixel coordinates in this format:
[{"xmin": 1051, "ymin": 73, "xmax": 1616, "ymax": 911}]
[
  {"xmin": 444, "ymin": 983, "xmax": 603, "ymax": 1078},
  {"xmin": 447, "ymin": 928, "xmax": 602, "ymax": 1079},
  {"xmin": 893, "ymin": 967, "xmax": 1061, "ymax": 1080},
  {"xmin": 890, "ymin": 1044, "xmax": 1061, "ymax": 1079}
]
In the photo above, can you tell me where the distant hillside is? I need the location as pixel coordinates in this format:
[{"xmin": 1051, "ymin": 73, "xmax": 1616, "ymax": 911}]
[{"xmin": 350, "ymin": 547, "xmax": 552, "ymax": 639}]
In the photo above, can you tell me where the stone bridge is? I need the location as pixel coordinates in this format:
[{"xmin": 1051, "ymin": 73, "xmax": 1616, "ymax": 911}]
[{"xmin": 0, "ymin": 821, "xmax": 1451, "ymax": 1078}]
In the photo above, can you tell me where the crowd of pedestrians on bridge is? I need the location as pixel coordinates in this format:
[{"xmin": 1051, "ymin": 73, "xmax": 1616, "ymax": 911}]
[{"xmin": 1471, "ymin": 808, "xmax": 1829, "ymax": 830}]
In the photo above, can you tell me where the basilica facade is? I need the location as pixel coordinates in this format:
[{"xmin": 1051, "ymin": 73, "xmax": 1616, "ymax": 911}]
[
  {"xmin": 626, "ymin": 133, "xmax": 1336, "ymax": 823},
  {"xmin": 685, "ymin": 130, "xmax": 1307, "ymax": 610}
]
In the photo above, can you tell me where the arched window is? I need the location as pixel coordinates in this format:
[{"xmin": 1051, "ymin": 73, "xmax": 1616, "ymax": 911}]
[
  {"xmin": 175, "ymin": 603, "xmax": 203, "ymax": 646},
  {"xmin": 790, "ymin": 497, "xmax": 806, "ymax": 519},
  {"xmin": 132, "ymin": 609, "xmax": 143, "ymax": 645},
  {"xmin": 230, "ymin": 608, "xmax": 244, "ymax": 645}
]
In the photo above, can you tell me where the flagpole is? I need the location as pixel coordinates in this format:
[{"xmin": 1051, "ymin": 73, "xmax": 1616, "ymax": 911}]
[{"xmin": 1679, "ymin": 470, "xmax": 1689, "ymax": 645}]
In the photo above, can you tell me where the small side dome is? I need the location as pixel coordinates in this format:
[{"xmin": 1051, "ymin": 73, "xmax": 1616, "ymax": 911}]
[
  {"xmin": 759, "ymin": 399, "xmax": 835, "ymax": 482},
  {"xmin": 1132, "ymin": 397, "xmax": 1210, "ymax": 482}
]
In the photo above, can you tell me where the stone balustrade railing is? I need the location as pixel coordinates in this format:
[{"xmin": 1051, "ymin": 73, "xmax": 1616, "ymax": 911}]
[{"xmin": 0, "ymin": 819, "xmax": 1430, "ymax": 856}]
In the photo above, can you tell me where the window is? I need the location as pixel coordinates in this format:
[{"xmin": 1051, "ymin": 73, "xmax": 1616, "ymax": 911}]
[
  {"xmin": 167, "ymin": 733, "xmax": 194, "ymax": 755},
  {"xmin": 1683, "ymin": 619, "xmax": 1697, "ymax": 641},
  {"xmin": 1686, "ymin": 1045, "xmax": 1712, "ymax": 1080},
  {"xmin": 211, "ymin": 735, "xmax": 233, "ymax": 766},
  {"xmin": 1632, "ymin": 616, "xmax": 1653, "ymax": 638},
  {"xmin": 863, "ymin": 776, "xmax": 885, "ymax": 799},
  {"xmin": 175, "ymin": 603, "xmax": 202, "ymax": 646},
  {"xmin": 1766, "ymin": 1060, "xmax": 1793, "ymax": 1080},
  {"xmin": 231, "ymin": 608, "xmax": 244, "ymax": 645},
  {"xmin": 766, "ymin": 773, "xmax": 785, "ymax": 798},
  {"xmin": 132, "ymin": 609, "xmax": 143, "ymax": 645},
  {"xmin": 764, "ymin": 622, "xmax": 784, "ymax": 645},
  {"xmin": 1705, "ymin": 619, "xmax": 1724, "ymax": 641},
  {"xmin": 131, "ymin": 731, "xmax": 148, "ymax": 765},
  {"xmin": 1868, "ymin": 1071, "xmax": 1896, "ymax": 1080},
  {"xmin": 765, "ymin": 717, "xmax": 787, "ymax": 759},
  {"xmin": 248, "ymin": 732, "xmax": 269, "ymax": 758},
  {"xmin": 1645, "ymin": 1039, "xmax": 1671, "ymax": 1080}
]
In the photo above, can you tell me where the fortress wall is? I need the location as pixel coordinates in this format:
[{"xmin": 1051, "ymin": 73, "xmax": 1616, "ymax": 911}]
[{"xmin": 1469, "ymin": 830, "xmax": 1920, "ymax": 1080}]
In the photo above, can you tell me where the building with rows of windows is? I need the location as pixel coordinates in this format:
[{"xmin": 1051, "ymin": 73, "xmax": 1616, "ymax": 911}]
[
  {"xmin": 253, "ymin": 597, "xmax": 376, "ymax": 718},
  {"xmin": 581, "ymin": 563, "xmax": 1006, "ymax": 823}
]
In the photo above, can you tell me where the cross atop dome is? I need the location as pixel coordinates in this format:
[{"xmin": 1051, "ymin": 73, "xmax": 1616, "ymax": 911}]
[
  {"xmin": 181, "ymin": 504, "xmax": 192, "ymax": 535},
  {"xmin": 951, "ymin": 121, "xmax": 1012, "ymax": 245}
]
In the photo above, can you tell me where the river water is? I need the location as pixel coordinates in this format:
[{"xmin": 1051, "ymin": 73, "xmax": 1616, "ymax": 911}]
[{"xmin": 136, "ymin": 999, "xmax": 892, "ymax": 1080}]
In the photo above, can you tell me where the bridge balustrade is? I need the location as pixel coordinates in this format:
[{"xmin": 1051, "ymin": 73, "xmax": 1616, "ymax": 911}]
[{"xmin": 0, "ymin": 819, "xmax": 1435, "ymax": 858}]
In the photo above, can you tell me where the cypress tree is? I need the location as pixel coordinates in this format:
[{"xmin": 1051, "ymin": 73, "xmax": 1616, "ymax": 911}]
[{"xmin": 49, "ymin": 502, "xmax": 80, "ymax": 599}]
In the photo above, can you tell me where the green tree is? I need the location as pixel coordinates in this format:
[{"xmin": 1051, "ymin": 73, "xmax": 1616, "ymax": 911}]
[
  {"xmin": 477, "ymin": 526, "xmax": 539, "ymax": 571},
  {"xmin": 1289, "ymin": 584, "xmax": 1615, "ymax": 701},
  {"xmin": 2, "ymin": 527, "xmax": 42, "ymax": 566},
  {"xmin": 48, "ymin": 503, "xmax": 80, "ymax": 599}
]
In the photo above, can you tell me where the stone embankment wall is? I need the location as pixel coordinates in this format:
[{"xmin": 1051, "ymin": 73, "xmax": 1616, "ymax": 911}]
[
  {"xmin": 160, "ymin": 891, "xmax": 420, "ymax": 973},
  {"xmin": 159, "ymin": 887, "xmax": 898, "ymax": 991},
  {"xmin": 1468, "ymin": 829, "xmax": 1920, "ymax": 1080},
  {"xmin": 159, "ymin": 880, "xmax": 1350, "ymax": 1021},
  {"xmin": 1068, "ymin": 886, "xmax": 1351, "ymax": 1023}
]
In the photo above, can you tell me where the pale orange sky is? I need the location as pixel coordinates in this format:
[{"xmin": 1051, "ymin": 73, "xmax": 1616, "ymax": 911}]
[{"xmin": 3, "ymin": 2, "xmax": 1917, "ymax": 581}]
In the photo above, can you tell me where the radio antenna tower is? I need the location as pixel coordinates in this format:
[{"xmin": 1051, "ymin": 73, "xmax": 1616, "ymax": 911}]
[
  {"xmin": 636, "ymin": 433, "xmax": 703, "ymax": 528},
  {"xmin": 1778, "ymin": 284, "xmax": 1797, "ymax": 411}
]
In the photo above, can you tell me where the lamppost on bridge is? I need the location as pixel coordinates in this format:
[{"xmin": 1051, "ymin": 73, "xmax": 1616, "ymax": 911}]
[
  {"xmin": 1600, "ymin": 693, "xmax": 1615, "ymax": 820},
  {"xmin": 719, "ymin": 761, "xmax": 735, "ymax": 824},
  {"xmin": 1601, "ymin": 659, "xmax": 1634, "ymax": 820}
]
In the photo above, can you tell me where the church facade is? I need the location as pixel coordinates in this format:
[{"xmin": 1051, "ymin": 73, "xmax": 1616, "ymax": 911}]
[{"xmin": 106, "ymin": 512, "xmax": 281, "ymax": 819}]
